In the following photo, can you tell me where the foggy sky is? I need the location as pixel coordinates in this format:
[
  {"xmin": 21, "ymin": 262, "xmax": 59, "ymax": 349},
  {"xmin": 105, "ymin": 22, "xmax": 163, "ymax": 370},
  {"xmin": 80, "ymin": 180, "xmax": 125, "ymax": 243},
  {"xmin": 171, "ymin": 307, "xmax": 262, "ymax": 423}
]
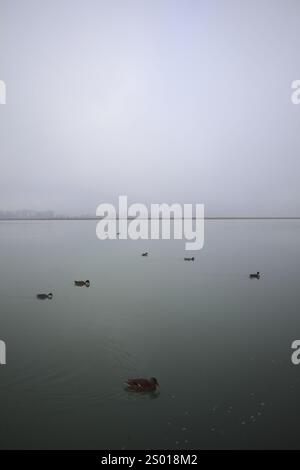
[{"xmin": 1, "ymin": 0, "xmax": 300, "ymax": 216}]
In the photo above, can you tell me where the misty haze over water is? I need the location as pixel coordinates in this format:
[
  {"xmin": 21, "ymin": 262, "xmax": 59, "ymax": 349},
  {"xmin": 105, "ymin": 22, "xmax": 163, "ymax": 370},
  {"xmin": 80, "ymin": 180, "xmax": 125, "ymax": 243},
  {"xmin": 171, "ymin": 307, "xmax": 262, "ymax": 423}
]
[{"xmin": 1, "ymin": 0, "xmax": 300, "ymax": 216}]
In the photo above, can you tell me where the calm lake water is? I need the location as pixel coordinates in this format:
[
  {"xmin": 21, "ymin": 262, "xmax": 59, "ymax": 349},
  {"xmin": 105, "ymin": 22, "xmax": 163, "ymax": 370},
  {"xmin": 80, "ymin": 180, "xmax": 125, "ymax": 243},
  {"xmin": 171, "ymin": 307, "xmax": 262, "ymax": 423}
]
[{"xmin": 0, "ymin": 220, "xmax": 300, "ymax": 449}]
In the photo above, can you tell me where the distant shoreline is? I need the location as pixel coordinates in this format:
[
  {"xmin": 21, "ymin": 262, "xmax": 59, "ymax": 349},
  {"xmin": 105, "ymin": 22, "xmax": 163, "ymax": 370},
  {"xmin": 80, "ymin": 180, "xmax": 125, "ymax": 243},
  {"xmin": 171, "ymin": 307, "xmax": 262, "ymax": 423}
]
[{"xmin": 1, "ymin": 217, "xmax": 300, "ymax": 221}]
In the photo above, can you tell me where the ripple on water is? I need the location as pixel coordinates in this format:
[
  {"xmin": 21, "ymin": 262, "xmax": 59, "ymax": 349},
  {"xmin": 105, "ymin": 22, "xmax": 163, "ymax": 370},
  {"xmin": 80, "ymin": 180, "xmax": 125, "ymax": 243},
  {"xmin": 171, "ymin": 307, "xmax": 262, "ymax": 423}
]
[{"xmin": 5, "ymin": 334, "xmax": 142, "ymax": 408}]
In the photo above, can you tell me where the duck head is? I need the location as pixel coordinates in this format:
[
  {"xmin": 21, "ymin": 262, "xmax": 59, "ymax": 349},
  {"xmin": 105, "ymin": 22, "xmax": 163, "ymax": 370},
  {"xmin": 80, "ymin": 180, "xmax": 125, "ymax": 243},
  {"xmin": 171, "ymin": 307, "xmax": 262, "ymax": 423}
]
[{"xmin": 150, "ymin": 377, "xmax": 159, "ymax": 387}]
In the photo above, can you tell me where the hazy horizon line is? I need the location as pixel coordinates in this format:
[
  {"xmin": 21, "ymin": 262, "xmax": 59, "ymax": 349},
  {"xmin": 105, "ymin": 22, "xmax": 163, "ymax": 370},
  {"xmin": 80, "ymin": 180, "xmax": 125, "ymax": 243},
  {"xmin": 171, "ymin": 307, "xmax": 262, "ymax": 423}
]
[{"xmin": 1, "ymin": 217, "xmax": 300, "ymax": 221}]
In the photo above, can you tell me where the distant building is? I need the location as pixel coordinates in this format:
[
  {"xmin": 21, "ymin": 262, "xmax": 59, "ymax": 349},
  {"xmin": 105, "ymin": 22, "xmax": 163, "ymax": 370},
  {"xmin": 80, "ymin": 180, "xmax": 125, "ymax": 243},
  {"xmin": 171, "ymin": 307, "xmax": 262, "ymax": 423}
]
[{"xmin": 0, "ymin": 210, "xmax": 55, "ymax": 219}]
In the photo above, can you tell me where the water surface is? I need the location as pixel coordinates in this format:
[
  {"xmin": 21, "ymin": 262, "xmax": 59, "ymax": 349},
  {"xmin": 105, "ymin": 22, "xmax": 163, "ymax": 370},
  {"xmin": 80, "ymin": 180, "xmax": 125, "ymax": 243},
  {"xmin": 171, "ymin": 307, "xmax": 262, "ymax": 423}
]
[{"xmin": 0, "ymin": 220, "xmax": 300, "ymax": 449}]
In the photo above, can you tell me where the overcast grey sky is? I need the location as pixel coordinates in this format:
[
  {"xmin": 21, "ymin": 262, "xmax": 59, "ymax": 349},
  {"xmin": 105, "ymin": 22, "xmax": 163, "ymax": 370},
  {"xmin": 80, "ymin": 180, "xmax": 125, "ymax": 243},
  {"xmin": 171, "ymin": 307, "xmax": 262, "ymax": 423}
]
[{"xmin": 0, "ymin": 0, "xmax": 300, "ymax": 215}]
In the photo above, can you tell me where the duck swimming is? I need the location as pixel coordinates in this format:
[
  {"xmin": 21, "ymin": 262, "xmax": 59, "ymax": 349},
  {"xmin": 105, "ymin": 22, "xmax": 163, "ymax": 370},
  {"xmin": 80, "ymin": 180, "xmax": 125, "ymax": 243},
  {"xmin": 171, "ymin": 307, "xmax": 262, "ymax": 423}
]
[
  {"xmin": 125, "ymin": 377, "xmax": 159, "ymax": 393},
  {"xmin": 249, "ymin": 272, "xmax": 261, "ymax": 279},
  {"xmin": 142, "ymin": 252, "xmax": 148, "ymax": 257},
  {"xmin": 74, "ymin": 280, "xmax": 90, "ymax": 287},
  {"xmin": 184, "ymin": 257, "xmax": 195, "ymax": 261},
  {"xmin": 37, "ymin": 293, "xmax": 53, "ymax": 300}
]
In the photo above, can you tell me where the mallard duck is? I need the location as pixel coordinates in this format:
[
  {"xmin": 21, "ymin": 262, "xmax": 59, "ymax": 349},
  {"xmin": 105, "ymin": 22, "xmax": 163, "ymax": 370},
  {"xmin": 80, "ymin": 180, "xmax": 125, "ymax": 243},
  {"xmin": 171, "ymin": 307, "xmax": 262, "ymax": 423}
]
[
  {"xmin": 249, "ymin": 272, "xmax": 261, "ymax": 279},
  {"xmin": 125, "ymin": 377, "xmax": 159, "ymax": 392},
  {"xmin": 142, "ymin": 252, "xmax": 148, "ymax": 257},
  {"xmin": 37, "ymin": 293, "xmax": 53, "ymax": 300},
  {"xmin": 184, "ymin": 257, "xmax": 195, "ymax": 261},
  {"xmin": 74, "ymin": 280, "xmax": 90, "ymax": 287}
]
